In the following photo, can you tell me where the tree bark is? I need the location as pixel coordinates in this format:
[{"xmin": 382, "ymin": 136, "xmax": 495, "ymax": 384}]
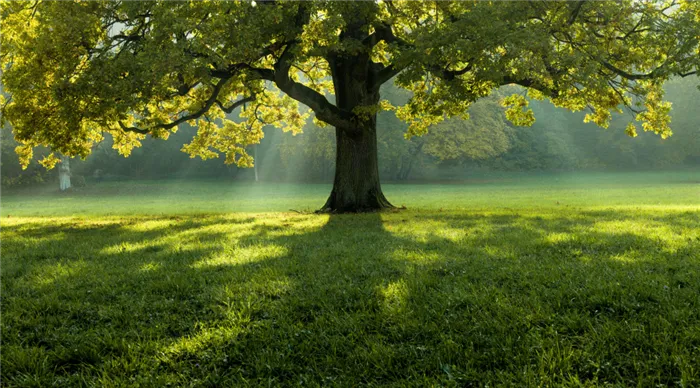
[
  {"xmin": 320, "ymin": 123, "xmax": 393, "ymax": 212},
  {"xmin": 58, "ymin": 155, "xmax": 71, "ymax": 191},
  {"xmin": 320, "ymin": 53, "xmax": 394, "ymax": 212},
  {"xmin": 253, "ymin": 144, "xmax": 259, "ymax": 182}
]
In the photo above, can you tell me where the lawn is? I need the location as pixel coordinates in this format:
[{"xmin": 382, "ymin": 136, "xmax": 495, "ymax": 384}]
[{"xmin": 1, "ymin": 171, "xmax": 699, "ymax": 386}]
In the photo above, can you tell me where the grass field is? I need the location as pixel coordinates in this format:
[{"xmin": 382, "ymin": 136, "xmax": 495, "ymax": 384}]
[
  {"xmin": 1, "ymin": 171, "xmax": 699, "ymax": 386},
  {"xmin": 2, "ymin": 171, "xmax": 699, "ymax": 216}
]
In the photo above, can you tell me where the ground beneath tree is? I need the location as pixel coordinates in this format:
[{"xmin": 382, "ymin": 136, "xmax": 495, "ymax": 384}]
[{"xmin": 2, "ymin": 196, "xmax": 699, "ymax": 385}]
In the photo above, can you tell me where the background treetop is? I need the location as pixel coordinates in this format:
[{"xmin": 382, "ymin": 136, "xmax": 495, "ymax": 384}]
[{"xmin": 1, "ymin": 0, "xmax": 698, "ymax": 168}]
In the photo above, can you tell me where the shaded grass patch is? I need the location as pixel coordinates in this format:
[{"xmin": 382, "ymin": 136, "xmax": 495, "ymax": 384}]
[{"xmin": 2, "ymin": 203, "xmax": 699, "ymax": 386}]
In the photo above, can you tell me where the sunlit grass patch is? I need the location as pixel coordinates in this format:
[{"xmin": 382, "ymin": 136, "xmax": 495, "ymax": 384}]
[
  {"xmin": 191, "ymin": 244, "xmax": 289, "ymax": 269},
  {"xmin": 2, "ymin": 170, "xmax": 698, "ymax": 216},
  {"xmin": 1, "ymin": 177, "xmax": 699, "ymax": 386}
]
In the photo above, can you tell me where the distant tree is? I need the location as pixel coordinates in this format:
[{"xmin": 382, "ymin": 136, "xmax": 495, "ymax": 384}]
[
  {"xmin": 377, "ymin": 111, "xmax": 423, "ymax": 181},
  {"xmin": 489, "ymin": 97, "xmax": 581, "ymax": 171},
  {"xmin": 279, "ymin": 120, "xmax": 336, "ymax": 182},
  {"xmin": 58, "ymin": 155, "xmax": 71, "ymax": 191},
  {"xmin": 375, "ymin": 84, "xmax": 513, "ymax": 180},
  {"xmin": 1, "ymin": 1, "xmax": 697, "ymax": 211},
  {"xmin": 378, "ymin": 91, "xmax": 514, "ymax": 180},
  {"xmin": 634, "ymin": 77, "xmax": 700, "ymax": 167},
  {"xmin": 527, "ymin": 77, "xmax": 700, "ymax": 170},
  {"xmin": 0, "ymin": 126, "xmax": 52, "ymax": 187},
  {"xmin": 422, "ymin": 95, "xmax": 512, "ymax": 162}
]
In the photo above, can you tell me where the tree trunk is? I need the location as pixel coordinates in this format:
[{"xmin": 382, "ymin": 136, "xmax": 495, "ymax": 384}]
[
  {"xmin": 400, "ymin": 156, "xmax": 414, "ymax": 181},
  {"xmin": 320, "ymin": 62, "xmax": 393, "ymax": 212},
  {"xmin": 400, "ymin": 141, "xmax": 424, "ymax": 180},
  {"xmin": 253, "ymin": 144, "xmax": 259, "ymax": 182},
  {"xmin": 319, "ymin": 22, "xmax": 396, "ymax": 212},
  {"xmin": 58, "ymin": 155, "xmax": 71, "ymax": 191},
  {"xmin": 320, "ymin": 123, "xmax": 393, "ymax": 212}
]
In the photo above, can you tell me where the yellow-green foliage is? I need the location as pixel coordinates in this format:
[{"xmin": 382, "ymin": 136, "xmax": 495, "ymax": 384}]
[
  {"xmin": 424, "ymin": 95, "xmax": 512, "ymax": 161},
  {"xmin": 1, "ymin": 0, "xmax": 697, "ymax": 169}
]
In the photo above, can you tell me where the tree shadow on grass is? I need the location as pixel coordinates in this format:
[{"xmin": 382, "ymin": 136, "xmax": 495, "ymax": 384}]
[{"xmin": 1, "ymin": 209, "xmax": 699, "ymax": 386}]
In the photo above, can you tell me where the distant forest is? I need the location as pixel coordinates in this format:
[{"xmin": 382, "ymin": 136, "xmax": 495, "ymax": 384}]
[{"xmin": 2, "ymin": 78, "xmax": 698, "ymax": 187}]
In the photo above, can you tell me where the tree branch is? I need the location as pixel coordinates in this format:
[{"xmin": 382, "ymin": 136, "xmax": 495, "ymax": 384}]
[
  {"xmin": 501, "ymin": 75, "xmax": 559, "ymax": 99},
  {"xmin": 607, "ymin": 80, "xmax": 642, "ymax": 114},
  {"xmin": 119, "ymin": 78, "xmax": 254, "ymax": 134},
  {"xmin": 439, "ymin": 64, "xmax": 474, "ymax": 81},
  {"xmin": 367, "ymin": 22, "xmax": 475, "ymax": 88},
  {"xmin": 371, "ymin": 63, "xmax": 404, "ymax": 89},
  {"xmin": 203, "ymin": 23, "xmax": 356, "ymax": 132},
  {"xmin": 362, "ymin": 29, "xmax": 382, "ymax": 49},
  {"xmin": 215, "ymin": 95, "xmax": 256, "ymax": 114},
  {"xmin": 367, "ymin": 23, "xmax": 412, "ymax": 89},
  {"xmin": 600, "ymin": 61, "xmax": 664, "ymax": 80},
  {"xmin": 272, "ymin": 43, "xmax": 356, "ymax": 134},
  {"xmin": 567, "ymin": 1, "xmax": 586, "ymax": 25}
]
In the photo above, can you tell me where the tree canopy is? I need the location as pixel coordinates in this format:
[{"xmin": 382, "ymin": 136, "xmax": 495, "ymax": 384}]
[{"xmin": 1, "ymin": 1, "xmax": 697, "ymax": 171}]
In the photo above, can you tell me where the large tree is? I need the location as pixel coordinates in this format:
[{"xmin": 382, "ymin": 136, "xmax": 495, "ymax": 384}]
[{"xmin": 1, "ymin": 1, "xmax": 698, "ymax": 211}]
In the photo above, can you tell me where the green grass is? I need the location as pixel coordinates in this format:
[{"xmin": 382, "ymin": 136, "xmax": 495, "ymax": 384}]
[
  {"xmin": 2, "ymin": 170, "xmax": 698, "ymax": 216},
  {"xmin": 1, "ymin": 171, "xmax": 699, "ymax": 386}
]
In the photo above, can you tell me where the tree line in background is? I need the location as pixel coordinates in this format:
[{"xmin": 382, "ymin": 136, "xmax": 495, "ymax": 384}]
[{"xmin": 2, "ymin": 78, "xmax": 698, "ymax": 188}]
